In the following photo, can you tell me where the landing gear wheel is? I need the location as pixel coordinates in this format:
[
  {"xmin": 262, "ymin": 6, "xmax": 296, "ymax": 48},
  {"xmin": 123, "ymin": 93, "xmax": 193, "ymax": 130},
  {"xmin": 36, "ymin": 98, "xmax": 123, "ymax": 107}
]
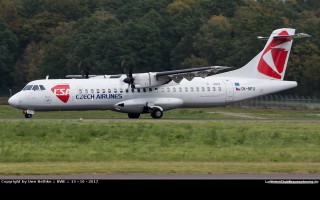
[
  {"xmin": 128, "ymin": 113, "xmax": 140, "ymax": 118},
  {"xmin": 151, "ymin": 109, "xmax": 163, "ymax": 119},
  {"xmin": 25, "ymin": 113, "xmax": 32, "ymax": 118}
]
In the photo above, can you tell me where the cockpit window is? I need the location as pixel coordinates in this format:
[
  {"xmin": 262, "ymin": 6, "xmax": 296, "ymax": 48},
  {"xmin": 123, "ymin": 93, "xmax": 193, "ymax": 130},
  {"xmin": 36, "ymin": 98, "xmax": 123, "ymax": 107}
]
[
  {"xmin": 22, "ymin": 85, "xmax": 45, "ymax": 91},
  {"xmin": 23, "ymin": 85, "xmax": 33, "ymax": 91},
  {"xmin": 32, "ymin": 85, "xmax": 40, "ymax": 91}
]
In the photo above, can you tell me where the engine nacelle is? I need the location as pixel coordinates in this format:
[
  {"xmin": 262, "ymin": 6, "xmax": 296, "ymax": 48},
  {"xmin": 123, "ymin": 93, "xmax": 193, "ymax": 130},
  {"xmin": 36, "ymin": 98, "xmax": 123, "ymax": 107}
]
[{"xmin": 133, "ymin": 72, "xmax": 170, "ymax": 88}]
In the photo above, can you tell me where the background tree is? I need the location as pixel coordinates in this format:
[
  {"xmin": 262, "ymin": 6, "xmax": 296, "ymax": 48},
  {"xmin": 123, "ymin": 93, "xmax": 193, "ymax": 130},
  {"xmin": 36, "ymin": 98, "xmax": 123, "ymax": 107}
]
[
  {"xmin": 186, "ymin": 15, "xmax": 233, "ymax": 68},
  {"xmin": 0, "ymin": 0, "xmax": 319, "ymax": 97},
  {"xmin": 0, "ymin": 18, "xmax": 18, "ymax": 94}
]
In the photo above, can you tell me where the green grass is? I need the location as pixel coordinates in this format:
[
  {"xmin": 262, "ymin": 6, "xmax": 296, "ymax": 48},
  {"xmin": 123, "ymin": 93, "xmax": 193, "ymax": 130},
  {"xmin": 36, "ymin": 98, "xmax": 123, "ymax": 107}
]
[
  {"xmin": 0, "ymin": 121, "xmax": 319, "ymax": 163},
  {"xmin": 1, "ymin": 106, "xmax": 320, "ymax": 174}
]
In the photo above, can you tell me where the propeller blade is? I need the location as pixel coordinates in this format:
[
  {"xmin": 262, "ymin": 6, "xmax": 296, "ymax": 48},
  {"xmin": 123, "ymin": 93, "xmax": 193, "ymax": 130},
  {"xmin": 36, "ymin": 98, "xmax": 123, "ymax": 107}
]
[
  {"xmin": 123, "ymin": 67, "xmax": 135, "ymax": 88},
  {"xmin": 128, "ymin": 68, "xmax": 133, "ymax": 78}
]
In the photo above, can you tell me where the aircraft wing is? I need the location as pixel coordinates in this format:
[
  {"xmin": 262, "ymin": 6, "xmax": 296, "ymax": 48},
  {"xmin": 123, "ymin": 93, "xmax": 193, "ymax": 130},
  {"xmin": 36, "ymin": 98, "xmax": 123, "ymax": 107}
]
[
  {"xmin": 65, "ymin": 65, "xmax": 231, "ymax": 87},
  {"xmin": 155, "ymin": 66, "xmax": 230, "ymax": 83},
  {"xmin": 66, "ymin": 75, "xmax": 97, "ymax": 79}
]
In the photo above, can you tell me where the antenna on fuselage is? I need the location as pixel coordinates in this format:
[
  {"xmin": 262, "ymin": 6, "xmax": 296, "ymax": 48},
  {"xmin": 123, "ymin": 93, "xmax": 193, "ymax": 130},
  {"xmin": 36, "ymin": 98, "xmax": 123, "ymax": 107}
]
[{"xmin": 46, "ymin": 75, "xmax": 49, "ymax": 80}]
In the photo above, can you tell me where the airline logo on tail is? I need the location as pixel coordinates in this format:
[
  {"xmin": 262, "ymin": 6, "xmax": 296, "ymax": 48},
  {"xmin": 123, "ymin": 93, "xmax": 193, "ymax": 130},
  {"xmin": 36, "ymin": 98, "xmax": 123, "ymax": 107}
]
[
  {"xmin": 257, "ymin": 30, "xmax": 292, "ymax": 79},
  {"xmin": 51, "ymin": 84, "xmax": 70, "ymax": 103}
]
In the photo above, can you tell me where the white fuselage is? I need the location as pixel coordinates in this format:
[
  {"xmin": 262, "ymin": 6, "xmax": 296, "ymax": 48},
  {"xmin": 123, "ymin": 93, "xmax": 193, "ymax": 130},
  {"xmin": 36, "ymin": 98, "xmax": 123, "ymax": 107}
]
[{"xmin": 9, "ymin": 74, "xmax": 297, "ymax": 113}]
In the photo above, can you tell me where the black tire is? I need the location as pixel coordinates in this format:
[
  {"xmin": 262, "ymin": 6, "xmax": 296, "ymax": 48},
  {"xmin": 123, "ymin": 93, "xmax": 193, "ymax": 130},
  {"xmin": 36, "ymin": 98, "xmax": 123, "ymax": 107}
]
[
  {"xmin": 151, "ymin": 109, "xmax": 163, "ymax": 119},
  {"xmin": 25, "ymin": 113, "xmax": 32, "ymax": 118},
  {"xmin": 128, "ymin": 113, "xmax": 140, "ymax": 118}
]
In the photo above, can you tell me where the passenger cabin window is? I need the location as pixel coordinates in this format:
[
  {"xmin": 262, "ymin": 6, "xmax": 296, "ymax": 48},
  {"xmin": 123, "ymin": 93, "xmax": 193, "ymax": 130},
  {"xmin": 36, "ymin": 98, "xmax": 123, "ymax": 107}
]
[
  {"xmin": 179, "ymin": 87, "xmax": 182, "ymax": 92},
  {"xmin": 78, "ymin": 89, "xmax": 83, "ymax": 94},
  {"xmin": 213, "ymin": 87, "xmax": 216, "ymax": 91},
  {"xmin": 120, "ymin": 88, "xmax": 123, "ymax": 93},
  {"xmin": 143, "ymin": 88, "xmax": 146, "ymax": 92},
  {"xmin": 137, "ymin": 89, "xmax": 140, "ymax": 93},
  {"xmin": 196, "ymin": 87, "xmax": 199, "ymax": 92},
  {"xmin": 185, "ymin": 87, "xmax": 188, "ymax": 92},
  {"xmin": 85, "ymin": 89, "xmax": 88, "ymax": 94},
  {"xmin": 131, "ymin": 88, "xmax": 134, "ymax": 93},
  {"xmin": 201, "ymin": 87, "xmax": 205, "ymax": 92},
  {"xmin": 39, "ymin": 85, "xmax": 46, "ymax": 90},
  {"xmin": 125, "ymin": 89, "xmax": 129, "ymax": 93},
  {"xmin": 207, "ymin": 87, "xmax": 210, "ymax": 91},
  {"xmin": 114, "ymin": 89, "xmax": 117, "ymax": 93},
  {"xmin": 32, "ymin": 85, "xmax": 40, "ymax": 91},
  {"xmin": 218, "ymin": 87, "xmax": 221, "ymax": 91},
  {"xmin": 97, "ymin": 89, "xmax": 100, "ymax": 93},
  {"xmin": 173, "ymin": 88, "xmax": 176, "ymax": 92},
  {"xmin": 167, "ymin": 88, "xmax": 170, "ymax": 92},
  {"xmin": 108, "ymin": 89, "xmax": 111, "ymax": 93},
  {"xmin": 191, "ymin": 87, "xmax": 194, "ymax": 92},
  {"xmin": 91, "ymin": 89, "xmax": 94, "ymax": 93},
  {"xmin": 102, "ymin": 89, "xmax": 106, "ymax": 93},
  {"xmin": 149, "ymin": 88, "xmax": 152, "ymax": 92},
  {"xmin": 23, "ymin": 85, "xmax": 33, "ymax": 91}
]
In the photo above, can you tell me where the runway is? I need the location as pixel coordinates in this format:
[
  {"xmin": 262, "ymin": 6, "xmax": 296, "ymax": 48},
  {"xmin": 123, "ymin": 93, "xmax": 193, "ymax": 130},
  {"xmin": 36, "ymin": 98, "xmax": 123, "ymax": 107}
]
[
  {"xmin": 1, "ymin": 174, "xmax": 320, "ymax": 180},
  {"xmin": 1, "ymin": 118, "xmax": 320, "ymax": 122}
]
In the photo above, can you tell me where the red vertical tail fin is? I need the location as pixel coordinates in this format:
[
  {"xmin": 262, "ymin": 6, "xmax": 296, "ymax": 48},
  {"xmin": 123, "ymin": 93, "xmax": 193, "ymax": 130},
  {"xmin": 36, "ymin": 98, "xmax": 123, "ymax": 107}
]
[{"xmin": 216, "ymin": 28, "xmax": 310, "ymax": 80}]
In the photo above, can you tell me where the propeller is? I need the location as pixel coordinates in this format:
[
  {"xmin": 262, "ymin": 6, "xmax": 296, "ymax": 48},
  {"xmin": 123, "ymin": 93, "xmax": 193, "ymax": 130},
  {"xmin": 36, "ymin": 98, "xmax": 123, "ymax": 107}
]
[{"xmin": 123, "ymin": 68, "xmax": 135, "ymax": 88}]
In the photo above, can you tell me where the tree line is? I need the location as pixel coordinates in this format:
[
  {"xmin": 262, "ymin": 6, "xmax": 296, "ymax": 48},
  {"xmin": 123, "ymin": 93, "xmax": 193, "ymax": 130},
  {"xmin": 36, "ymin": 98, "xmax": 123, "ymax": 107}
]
[{"xmin": 0, "ymin": 0, "xmax": 319, "ymax": 97}]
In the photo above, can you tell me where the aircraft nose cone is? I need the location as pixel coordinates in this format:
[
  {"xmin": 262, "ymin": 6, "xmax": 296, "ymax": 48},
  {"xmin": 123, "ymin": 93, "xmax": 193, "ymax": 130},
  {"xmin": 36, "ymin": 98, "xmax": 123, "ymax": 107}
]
[{"xmin": 8, "ymin": 95, "xmax": 19, "ymax": 107}]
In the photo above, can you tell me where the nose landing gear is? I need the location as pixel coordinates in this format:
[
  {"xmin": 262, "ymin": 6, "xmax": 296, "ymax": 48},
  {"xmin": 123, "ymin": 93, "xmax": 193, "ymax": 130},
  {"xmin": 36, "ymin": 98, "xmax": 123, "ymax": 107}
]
[{"xmin": 23, "ymin": 110, "xmax": 34, "ymax": 118}]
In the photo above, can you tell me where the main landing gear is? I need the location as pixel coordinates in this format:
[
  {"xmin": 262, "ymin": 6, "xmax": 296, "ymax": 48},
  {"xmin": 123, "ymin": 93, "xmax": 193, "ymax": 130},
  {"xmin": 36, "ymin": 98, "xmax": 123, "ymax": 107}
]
[
  {"xmin": 25, "ymin": 113, "xmax": 32, "ymax": 118},
  {"xmin": 127, "ymin": 108, "xmax": 163, "ymax": 119},
  {"xmin": 151, "ymin": 108, "xmax": 163, "ymax": 119},
  {"xmin": 128, "ymin": 113, "xmax": 140, "ymax": 118}
]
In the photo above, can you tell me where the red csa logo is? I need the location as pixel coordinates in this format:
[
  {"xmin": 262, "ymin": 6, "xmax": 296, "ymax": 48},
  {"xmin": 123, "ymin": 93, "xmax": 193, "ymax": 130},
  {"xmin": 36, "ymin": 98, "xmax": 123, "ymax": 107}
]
[
  {"xmin": 51, "ymin": 84, "xmax": 70, "ymax": 103},
  {"xmin": 257, "ymin": 30, "xmax": 292, "ymax": 79}
]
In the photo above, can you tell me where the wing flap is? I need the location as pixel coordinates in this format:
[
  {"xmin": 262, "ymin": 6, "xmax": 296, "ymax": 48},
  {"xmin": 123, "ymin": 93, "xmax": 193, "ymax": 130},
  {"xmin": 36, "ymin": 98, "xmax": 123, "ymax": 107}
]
[{"xmin": 156, "ymin": 66, "xmax": 230, "ymax": 83}]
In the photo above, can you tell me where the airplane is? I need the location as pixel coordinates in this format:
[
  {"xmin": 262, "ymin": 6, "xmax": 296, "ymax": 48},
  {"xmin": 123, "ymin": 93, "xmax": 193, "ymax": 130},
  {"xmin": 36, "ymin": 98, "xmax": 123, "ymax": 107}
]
[{"xmin": 8, "ymin": 28, "xmax": 310, "ymax": 119}]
